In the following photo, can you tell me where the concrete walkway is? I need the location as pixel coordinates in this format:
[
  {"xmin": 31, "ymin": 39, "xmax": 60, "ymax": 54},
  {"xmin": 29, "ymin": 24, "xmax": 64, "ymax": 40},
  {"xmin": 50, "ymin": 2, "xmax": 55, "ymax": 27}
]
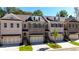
[
  {"xmin": 57, "ymin": 42, "xmax": 78, "ymax": 48},
  {"xmin": 32, "ymin": 44, "xmax": 52, "ymax": 51},
  {"xmin": 49, "ymin": 46, "xmax": 79, "ymax": 51},
  {"xmin": 0, "ymin": 46, "xmax": 19, "ymax": 51},
  {"xmin": 47, "ymin": 42, "xmax": 79, "ymax": 51},
  {"xmin": 75, "ymin": 40, "xmax": 79, "ymax": 42}
]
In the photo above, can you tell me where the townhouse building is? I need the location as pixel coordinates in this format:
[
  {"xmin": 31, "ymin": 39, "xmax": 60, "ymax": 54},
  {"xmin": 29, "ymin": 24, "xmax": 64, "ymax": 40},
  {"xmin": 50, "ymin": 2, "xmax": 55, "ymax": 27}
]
[
  {"xmin": 0, "ymin": 13, "xmax": 22, "ymax": 46},
  {"xmin": 64, "ymin": 17, "xmax": 79, "ymax": 40},
  {"xmin": 44, "ymin": 16, "xmax": 66, "ymax": 43},
  {"xmin": 0, "ymin": 13, "xmax": 79, "ymax": 46},
  {"xmin": 15, "ymin": 15, "xmax": 48, "ymax": 45},
  {"xmin": 0, "ymin": 13, "xmax": 48, "ymax": 45}
]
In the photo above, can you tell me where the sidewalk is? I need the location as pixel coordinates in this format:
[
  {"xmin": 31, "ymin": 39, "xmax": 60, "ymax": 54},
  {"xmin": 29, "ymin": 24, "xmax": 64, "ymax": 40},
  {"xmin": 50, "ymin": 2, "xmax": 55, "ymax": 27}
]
[
  {"xmin": 75, "ymin": 40, "xmax": 79, "ymax": 42},
  {"xmin": 57, "ymin": 42, "xmax": 78, "ymax": 48},
  {"xmin": 0, "ymin": 46, "xmax": 19, "ymax": 51},
  {"xmin": 0, "ymin": 42, "xmax": 79, "ymax": 51}
]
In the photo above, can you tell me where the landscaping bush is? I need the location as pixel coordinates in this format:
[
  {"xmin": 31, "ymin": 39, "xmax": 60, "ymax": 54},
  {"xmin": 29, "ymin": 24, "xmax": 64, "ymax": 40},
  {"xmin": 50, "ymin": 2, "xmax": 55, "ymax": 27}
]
[
  {"xmin": 47, "ymin": 43, "xmax": 62, "ymax": 49},
  {"xmin": 19, "ymin": 45, "xmax": 33, "ymax": 51}
]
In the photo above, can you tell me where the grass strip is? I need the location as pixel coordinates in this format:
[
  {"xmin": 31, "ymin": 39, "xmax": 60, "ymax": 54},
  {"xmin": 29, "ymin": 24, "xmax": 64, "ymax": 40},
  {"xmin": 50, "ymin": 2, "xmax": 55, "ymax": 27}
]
[
  {"xmin": 19, "ymin": 45, "xmax": 33, "ymax": 51},
  {"xmin": 47, "ymin": 43, "xmax": 62, "ymax": 49},
  {"xmin": 69, "ymin": 41, "xmax": 79, "ymax": 46}
]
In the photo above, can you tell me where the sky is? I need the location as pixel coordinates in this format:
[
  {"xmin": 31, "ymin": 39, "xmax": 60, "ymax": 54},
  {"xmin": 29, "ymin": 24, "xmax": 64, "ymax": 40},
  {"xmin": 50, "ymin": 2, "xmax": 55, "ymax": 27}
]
[{"xmin": 19, "ymin": 7, "xmax": 75, "ymax": 16}]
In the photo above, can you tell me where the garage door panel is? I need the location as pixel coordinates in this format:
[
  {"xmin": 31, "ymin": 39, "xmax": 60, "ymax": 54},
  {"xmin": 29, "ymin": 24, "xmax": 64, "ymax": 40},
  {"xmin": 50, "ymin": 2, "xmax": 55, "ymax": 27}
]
[
  {"xmin": 30, "ymin": 35, "xmax": 44, "ymax": 44},
  {"xmin": 2, "ymin": 36, "xmax": 21, "ymax": 44}
]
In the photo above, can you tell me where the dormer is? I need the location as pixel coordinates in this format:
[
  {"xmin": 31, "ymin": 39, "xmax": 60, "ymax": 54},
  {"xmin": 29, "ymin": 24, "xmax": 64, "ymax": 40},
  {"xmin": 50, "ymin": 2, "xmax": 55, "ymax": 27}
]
[{"xmin": 31, "ymin": 16, "xmax": 40, "ymax": 21}]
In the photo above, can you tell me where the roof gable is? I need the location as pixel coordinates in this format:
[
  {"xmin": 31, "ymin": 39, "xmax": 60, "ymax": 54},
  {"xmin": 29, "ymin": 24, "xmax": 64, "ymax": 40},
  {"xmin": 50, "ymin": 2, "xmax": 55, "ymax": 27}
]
[{"xmin": 1, "ymin": 13, "xmax": 21, "ymax": 21}]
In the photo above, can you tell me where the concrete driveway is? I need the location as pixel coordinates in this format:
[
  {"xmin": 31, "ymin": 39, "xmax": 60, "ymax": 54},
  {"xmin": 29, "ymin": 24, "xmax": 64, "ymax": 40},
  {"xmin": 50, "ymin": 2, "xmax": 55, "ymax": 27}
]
[
  {"xmin": 32, "ymin": 44, "xmax": 52, "ymax": 51},
  {"xmin": 0, "ymin": 46, "xmax": 19, "ymax": 51}
]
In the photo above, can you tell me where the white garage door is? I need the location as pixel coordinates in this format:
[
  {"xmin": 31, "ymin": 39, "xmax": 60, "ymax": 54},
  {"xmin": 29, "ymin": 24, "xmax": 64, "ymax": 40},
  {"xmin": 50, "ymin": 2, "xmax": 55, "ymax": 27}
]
[
  {"xmin": 2, "ymin": 36, "xmax": 21, "ymax": 44},
  {"xmin": 69, "ymin": 34, "xmax": 78, "ymax": 40},
  {"xmin": 30, "ymin": 35, "xmax": 44, "ymax": 44}
]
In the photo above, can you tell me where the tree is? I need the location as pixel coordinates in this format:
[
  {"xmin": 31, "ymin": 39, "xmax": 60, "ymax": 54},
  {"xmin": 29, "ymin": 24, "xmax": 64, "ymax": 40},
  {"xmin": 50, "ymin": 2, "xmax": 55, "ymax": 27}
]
[
  {"xmin": 0, "ymin": 7, "xmax": 5, "ymax": 17},
  {"xmin": 0, "ymin": 7, "xmax": 33, "ymax": 18},
  {"xmin": 69, "ymin": 15, "xmax": 73, "ymax": 18},
  {"xmin": 32, "ymin": 10, "xmax": 43, "ymax": 16},
  {"xmin": 53, "ymin": 29, "xmax": 59, "ymax": 43},
  {"xmin": 53, "ymin": 30, "xmax": 58, "ymax": 39},
  {"xmin": 56, "ymin": 10, "xmax": 68, "ymax": 17},
  {"xmin": 4, "ymin": 7, "xmax": 32, "ymax": 15},
  {"xmin": 13, "ymin": 9, "xmax": 32, "ymax": 15},
  {"xmin": 4, "ymin": 7, "xmax": 18, "ymax": 14}
]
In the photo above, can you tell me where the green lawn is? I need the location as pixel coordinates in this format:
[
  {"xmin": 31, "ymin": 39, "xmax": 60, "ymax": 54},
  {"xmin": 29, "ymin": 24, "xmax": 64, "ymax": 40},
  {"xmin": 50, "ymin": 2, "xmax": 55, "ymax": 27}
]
[
  {"xmin": 19, "ymin": 45, "xmax": 33, "ymax": 51},
  {"xmin": 69, "ymin": 41, "xmax": 79, "ymax": 46},
  {"xmin": 47, "ymin": 43, "xmax": 62, "ymax": 49}
]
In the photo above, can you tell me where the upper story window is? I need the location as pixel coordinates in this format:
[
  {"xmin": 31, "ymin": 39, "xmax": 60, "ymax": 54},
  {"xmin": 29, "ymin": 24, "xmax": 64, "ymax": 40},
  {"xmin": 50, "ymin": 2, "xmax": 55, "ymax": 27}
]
[
  {"xmin": 17, "ymin": 23, "xmax": 19, "ymax": 28},
  {"xmin": 69, "ymin": 24, "xmax": 71, "ymax": 28},
  {"xmin": 4, "ymin": 23, "xmax": 7, "ymax": 28},
  {"xmin": 38, "ymin": 23, "xmax": 41, "ymax": 28},
  {"xmin": 55, "ymin": 24, "xmax": 57, "ymax": 27},
  {"xmin": 33, "ymin": 23, "xmax": 37, "ymax": 28},
  {"xmin": 72, "ymin": 24, "xmax": 75, "ymax": 28},
  {"xmin": 51, "ymin": 24, "xmax": 54, "ymax": 27},
  {"xmin": 51, "ymin": 23, "xmax": 63, "ymax": 27},
  {"xmin": 24, "ymin": 24, "xmax": 26, "ymax": 28},
  {"xmin": 76, "ymin": 24, "xmax": 78, "ymax": 28},
  {"xmin": 58, "ymin": 24, "xmax": 63, "ymax": 27},
  {"xmin": 51, "ymin": 24, "xmax": 57, "ymax": 27},
  {"xmin": 32, "ymin": 23, "xmax": 43, "ymax": 28},
  {"xmin": 10, "ymin": 23, "xmax": 13, "ymax": 28}
]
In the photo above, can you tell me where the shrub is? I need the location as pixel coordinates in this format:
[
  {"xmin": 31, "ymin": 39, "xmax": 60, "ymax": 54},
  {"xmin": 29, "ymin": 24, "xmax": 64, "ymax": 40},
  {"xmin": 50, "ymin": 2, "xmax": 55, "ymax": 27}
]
[
  {"xmin": 47, "ymin": 43, "xmax": 62, "ymax": 49},
  {"xmin": 19, "ymin": 45, "xmax": 33, "ymax": 51}
]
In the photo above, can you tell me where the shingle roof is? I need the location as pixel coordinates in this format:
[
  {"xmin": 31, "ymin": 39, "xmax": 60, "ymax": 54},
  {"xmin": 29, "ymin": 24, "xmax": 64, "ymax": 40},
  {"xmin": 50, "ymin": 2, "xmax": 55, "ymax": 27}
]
[
  {"xmin": 0, "ymin": 13, "xmax": 67, "ymax": 22},
  {"xmin": 1, "ymin": 13, "xmax": 31, "ymax": 21},
  {"xmin": 66, "ymin": 17, "xmax": 78, "ymax": 22},
  {"xmin": 16, "ymin": 14, "xmax": 31, "ymax": 21}
]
